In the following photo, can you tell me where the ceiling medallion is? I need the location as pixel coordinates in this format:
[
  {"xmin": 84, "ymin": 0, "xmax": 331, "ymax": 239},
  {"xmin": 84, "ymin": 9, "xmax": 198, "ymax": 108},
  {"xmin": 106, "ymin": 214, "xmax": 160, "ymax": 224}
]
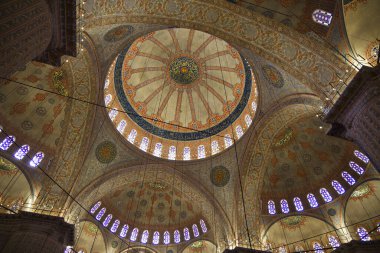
[
  {"xmin": 210, "ymin": 166, "xmax": 230, "ymax": 187},
  {"xmin": 169, "ymin": 57, "xmax": 199, "ymax": 85}
]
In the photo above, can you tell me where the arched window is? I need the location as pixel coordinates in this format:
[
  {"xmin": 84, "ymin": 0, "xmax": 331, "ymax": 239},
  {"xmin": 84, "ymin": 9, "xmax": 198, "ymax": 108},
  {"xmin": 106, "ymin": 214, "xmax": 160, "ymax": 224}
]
[
  {"xmin": 141, "ymin": 230, "xmax": 149, "ymax": 244},
  {"xmin": 312, "ymin": 9, "xmax": 333, "ymax": 26},
  {"xmin": 245, "ymin": 114, "xmax": 252, "ymax": 127},
  {"xmin": 108, "ymin": 108, "xmax": 118, "ymax": 121},
  {"xmin": 236, "ymin": 125, "xmax": 243, "ymax": 139},
  {"xmin": 357, "ymin": 227, "xmax": 371, "ymax": 241},
  {"xmin": 280, "ymin": 199, "xmax": 289, "ymax": 213},
  {"xmin": 90, "ymin": 201, "xmax": 101, "ymax": 214},
  {"xmin": 152, "ymin": 231, "xmax": 160, "ymax": 245},
  {"xmin": 111, "ymin": 220, "xmax": 120, "ymax": 233},
  {"xmin": 164, "ymin": 231, "xmax": 170, "ymax": 244},
  {"xmin": 174, "ymin": 230, "xmax": 181, "ymax": 243},
  {"xmin": 153, "ymin": 143, "xmax": 163, "ymax": 157},
  {"xmin": 313, "ymin": 242, "xmax": 324, "ymax": 253},
  {"xmin": 168, "ymin": 145, "xmax": 176, "ymax": 160},
  {"xmin": 278, "ymin": 246, "xmax": 287, "ymax": 253},
  {"xmin": 192, "ymin": 224, "xmax": 199, "ymax": 237},
  {"xmin": 117, "ymin": 120, "xmax": 127, "ymax": 134},
  {"xmin": 377, "ymin": 222, "xmax": 380, "ymax": 233},
  {"xmin": 29, "ymin": 151, "xmax": 44, "ymax": 167},
  {"xmin": 224, "ymin": 134, "xmax": 233, "ymax": 148},
  {"xmin": 104, "ymin": 78, "xmax": 110, "ymax": 89},
  {"xmin": 211, "ymin": 140, "xmax": 219, "ymax": 155},
  {"xmin": 103, "ymin": 214, "xmax": 112, "ymax": 227},
  {"xmin": 268, "ymin": 200, "xmax": 276, "ymax": 214},
  {"xmin": 130, "ymin": 228, "xmax": 139, "ymax": 242},
  {"xmin": 104, "ymin": 94, "xmax": 112, "ymax": 106},
  {"xmin": 64, "ymin": 246, "xmax": 73, "ymax": 253},
  {"xmin": 307, "ymin": 193, "xmax": 319, "ymax": 208},
  {"xmin": 184, "ymin": 227, "xmax": 190, "ymax": 241},
  {"xmin": 332, "ymin": 180, "xmax": 345, "ymax": 195},
  {"xmin": 14, "ymin": 144, "xmax": 30, "ymax": 160},
  {"xmin": 140, "ymin": 137, "xmax": 149, "ymax": 151},
  {"xmin": 120, "ymin": 224, "xmax": 129, "ymax": 238},
  {"xmin": 127, "ymin": 129, "xmax": 137, "ymax": 143},
  {"xmin": 354, "ymin": 150, "xmax": 369, "ymax": 164},
  {"xmin": 295, "ymin": 245, "xmax": 304, "ymax": 252},
  {"xmin": 328, "ymin": 235, "xmax": 340, "ymax": 249},
  {"xmin": 183, "ymin": 147, "xmax": 191, "ymax": 160},
  {"xmin": 349, "ymin": 161, "xmax": 364, "ymax": 175},
  {"xmin": 342, "ymin": 171, "xmax": 356, "ymax": 185},
  {"xmin": 197, "ymin": 145, "xmax": 205, "ymax": 159},
  {"xmin": 320, "ymin": 188, "xmax": 332, "ymax": 203},
  {"xmin": 96, "ymin": 207, "xmax": 106, "ymax": 221},
  {"xmin": 200, "ymin": 219, "xmax": 208, "ymax": 233},
  {"xmin": 0, "ymin": 136, "xmax": 15, "ymax": 150},
  {"xmin": 251, "ymin": 101, "xmax": 257, "ymax": 112},
  {"xmin": 293, "ymin": 197, "xmax": 304, "ymax": 211}
]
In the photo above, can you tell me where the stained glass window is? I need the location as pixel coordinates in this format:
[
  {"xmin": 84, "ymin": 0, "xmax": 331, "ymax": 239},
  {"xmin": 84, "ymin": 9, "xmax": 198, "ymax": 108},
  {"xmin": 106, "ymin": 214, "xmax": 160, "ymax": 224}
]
[
  {"xmin": 164, "ymin": 231, "xmax": 170, "ymax": 244},
  {"xmin": 90, "ymin": 201, "xmax": 101, "ymax": 214},
  {"xmin": 141, "ymin": 230, "xmax": 149, "ymax": 244},
  {"xmin": 174, "ymin": 230, "xmax": 181, "ymax": 243},
  {"xmin": 153, "ymin": 231, "xmax": 160, "ymax": 245},
  {"xmin": 103, "ymin": 214, "xmax": 112, "ymax": 227},
  {"xmin": 120, "ymin": 224, "xmax": 129, "ymax": 238},
  {"xmin": 252, "ymin": 101, "xmax": 257, "ymax": 112},
  {"xmin": 349, "ymin": 161, "xmax": 364, "ymax": 175},
  {"xmin": 357, "ymin": 227, "xmax": 371, "ymax": 241},
  {"xmin": 96, "ymin": 208, "xmax": 106, "ymax": 221},
  {"xmin": 64, "ymin": 246, "xmax": 73, "ymax": 253},
  {"xmin": 268, "ymin": 200, "xmax": 276, "ymax": 214},
  {"xmin": 307, "ymin": 193, "xmax": 319, "ymax": 208},
  {"xmin": 354, "ymin": 150, "xmax": 369, "ymax": 164},
  {"xmin": 0, "ymin": 136, "xmax": 15, "ymax": 150},
  {"xmin": 224, "ymin": 134, "xmax": 233, "ymax": 148},
  {"xmin": 332, "ymin": 180, "xmax": 345, "ymax": 195},
  {"xmin": 117, "ymin": 120, "xmax": 127, "ymax": 134},
  {"xmin": 108, "ymin": 108, "xmax": 118, "ymax": 121},
  {"xmin": 293, "ymin": 197, "xmax": 304, "ymax": 211},
  {"xmin": 184, "ymin": 227, "xmax": 190, "ymax": 241},
  {"xmin": 29, "ymin": 152, "xmax": 44, "ymax": 167},
  {"xmin": 200, "ymin": 219, "xmax": 207, "ymax": 233},
  {"xmin": 342, "ymin": 171, "xmax": 356, "ymax": 185},
  {"xmin": 313, "ymin": 242, "xmax": 324, "ymax": 253},
  {"xmin": 128, "ymin": 129, "xmax": 137, "ymax": 143},
  {"xmin": 211, "ymin": 140, "xmax": 219, "ymax": 155},
  {"xmin": 377, "ymin": 222, "xmax": 380, "ymax": 233},
  {"xmin": 140, "ymin": 137, "xmax": 149, "ymax": 151},
  {"xmin": 14, "ymin": 144, "xmax": 30, "ymax": 160},
  {"xmin": 183, "ymin": 147, "xmax": 191, "ymax": 160},
  {"xmin": 245, "ymin": 114, "xmax": 252, "ymax": 127},
  {"xmin": 320, "ymin": 188, "xmax": 332, "ymax": 203},
  {"xmin": 236, "ymin": 125, "xmax": 243, "ymax": 139},
  {"xmin": 192, "ymin": 224, "xmax": 200, "ymax": 237},
  {"xmin": 278, "ymin": 246, "xmax": 287, "ymax": 253},
  {"xmin": 328, "ymin": 235, "xmax": 340, "ymax": 249},
  {"xmin": 197, "ymin": 145, "xmax": 206, "ymax": 159},
  {"xmin": 168, "ymin": 145, "xmax": 176, "ymax": 160},
  {"xmin": 312, "ymin": 9, "xmax": 333, "ymax": 26},
  {"xmin": 280, "ymin": 199, "xmax": 289, "ymax": 214},
  {"xmin": 111, "ymin": 219, "xmax": 120, "ymax": 233},
  {"xmin": 153, "ymin": 143, "xmax": 163, "ymax": 157},
  {"xmin": 130, "ymin": 228, "xmax": 139, "ymax": 241},
  {"xmin": 104, "ymin": 94, "xmax": 112, "ymax": 106}
]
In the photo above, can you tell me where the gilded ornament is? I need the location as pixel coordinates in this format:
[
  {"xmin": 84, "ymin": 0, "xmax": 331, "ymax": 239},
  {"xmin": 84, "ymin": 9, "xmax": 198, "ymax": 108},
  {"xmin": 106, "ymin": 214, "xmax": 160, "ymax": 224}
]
[{"xmin": 95, "ymin": 141, "xmax": 117, "ymax": 163}]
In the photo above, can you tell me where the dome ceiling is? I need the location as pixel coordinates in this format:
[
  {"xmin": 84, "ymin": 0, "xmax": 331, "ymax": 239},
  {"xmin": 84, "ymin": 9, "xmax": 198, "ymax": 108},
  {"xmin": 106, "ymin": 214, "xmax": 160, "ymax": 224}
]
[
  {"xmin": 100, "ymin": 181, "xmax": 204, "ymax": 230},
  {"xmin": 105, "ymin": 28, "xmax": 258, "ymax": 160},
  {"xmin": 261, "ymin": 116, "xmax": 364, "ymax": 209}
]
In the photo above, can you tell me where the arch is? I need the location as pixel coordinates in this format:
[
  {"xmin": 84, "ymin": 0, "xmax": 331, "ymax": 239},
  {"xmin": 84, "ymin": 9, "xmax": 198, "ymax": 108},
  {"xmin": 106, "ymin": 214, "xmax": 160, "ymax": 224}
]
[
  {"xmin": 120, "ymin": 246, "xmax": 157, "ymax": 253},
  {"xmin": 182, "ymin": 240, "xmax": 217, "ymax": 253},
  {"xmin": 72, "ymin": 221, "xmax": 106, "ymax": 253}
]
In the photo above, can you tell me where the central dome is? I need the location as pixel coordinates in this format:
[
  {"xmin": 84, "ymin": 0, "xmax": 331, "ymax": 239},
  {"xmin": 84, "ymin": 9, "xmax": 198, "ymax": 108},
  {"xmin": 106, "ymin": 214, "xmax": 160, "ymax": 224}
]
[{"xmin": 104, "ymin": 28, "xmax": 258, "ymax": 160}]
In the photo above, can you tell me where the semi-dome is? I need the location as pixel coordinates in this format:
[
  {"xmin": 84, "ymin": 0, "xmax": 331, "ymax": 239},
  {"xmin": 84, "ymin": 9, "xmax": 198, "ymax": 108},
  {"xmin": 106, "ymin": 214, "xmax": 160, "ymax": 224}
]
[{"xmin": 104, "ymin": 28, "xmax": 258, "ymax": 160}]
